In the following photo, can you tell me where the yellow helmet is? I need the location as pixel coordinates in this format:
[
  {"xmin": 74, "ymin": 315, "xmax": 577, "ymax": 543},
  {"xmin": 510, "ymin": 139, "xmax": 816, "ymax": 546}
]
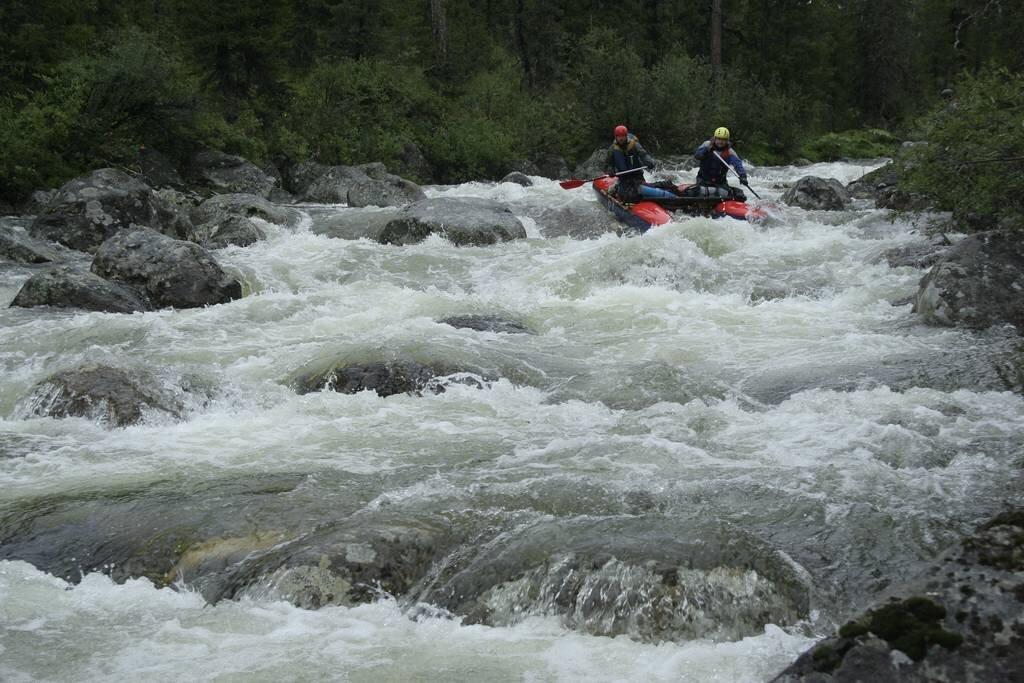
[{"xmin": 714, "ymin": 126, "xmax": 730, "ymax": 139}]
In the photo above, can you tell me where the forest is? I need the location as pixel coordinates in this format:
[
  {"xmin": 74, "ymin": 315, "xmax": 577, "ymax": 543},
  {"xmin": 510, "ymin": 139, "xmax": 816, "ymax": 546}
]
[{"xmin": 1, "ymin": 0, "xmax": 1022, "ymax": 221}]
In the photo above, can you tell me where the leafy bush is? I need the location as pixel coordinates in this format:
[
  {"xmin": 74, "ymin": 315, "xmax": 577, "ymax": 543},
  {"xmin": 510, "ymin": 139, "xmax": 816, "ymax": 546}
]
[
  {"xmin": 902, "ymin": 67, "xmax": 1024, "ymax": 229},
  {"xmin": 799, "ymin": 128, "xmax": 900, "ymax": 162}
]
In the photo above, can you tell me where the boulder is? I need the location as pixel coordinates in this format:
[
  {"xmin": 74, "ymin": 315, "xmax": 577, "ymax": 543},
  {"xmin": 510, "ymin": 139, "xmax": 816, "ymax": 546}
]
[
  {"xmin": 530, "ymin": 205, "xmax": 621, "ymax": 239},
  {"xmin": 878, "ymin": 235, "xmax": 953, "ymax": 269},
  {"xmin": 193, "ymin": 215, "xmax": 266, "ymax": 249},
  {"xmin": 20, "ymin": 189, "xmax": 58, "ymax": 216},
  {"xmin": 439, "ymin": 315, "xmax": 532, "ymax": 334},
  {"xmin": 507, "ymin": 160, "xmax": 542, "ymax": 176},
  {"xmin": 295, "ymin": 359, "xmax": 491, "ymax": 397},
  {"xmin": 187, "ymin": 150, "xmax": 277, "ymax": 198},
  {"xmin": 572, "ymin": 147, "xmax": 608, "ymax": 180},
  {"xmin": 501, "ymin": 172, "xmax": 534, "ymax": 187},
  {"xmin": 135, "ymin": 147, "xmax": 184, "ymax": 189},
  {"xmin": 29, "ymin": 169, "xmax": 192, "ymax": 253},
  {"xmin": 534, "ymin": 154, "xmax": 571, "ymax": 180},
  {"xmin": 302, "ymin": 164, "xmax": 425, "ymax": 207},
  {"xmin": 0, "ymin": 199, "xmax": 16, "ymax": 216},
  {"xmin": 192, "ymin": 193, "xmax": 301, "ymax": 229},
  {"xmin": 10, "ymin": 265, "xmax": 151, "ymax": 313},
  {"xmin": 844, "ymin": 163, "xmax": 933, "ymax": 210},
  {"xmin": 913, "ymin": 230, "xmax": 1024, "ymax": 330},
  {"xmin": 0, "ymin": 225, "xmax": 66, "ymax": 263},
  {"xmin": 781, "ymin": 176, "xmax": 850, "ymax": 210},
  {"xmin": 22, "ymin": 364, "xmax": 180, "ymax": 427},
  {"xmin": 771, "ymin": 510, "xmax": 1024, "ymax": 682},
  {"xmin": 792, "ymin": 158, "xmax": 814, "ymax": 167},
  {"xmin": 391, "ymin": 142, "xmax": 434, "ymax": 184},
  {"xmin": 877, "ymin": 186, "xmax": 934, "ymax": 212},
  {"xmin": 91, "ymin": 228, "xmax": 242, "ymax": 309},
  {"xmin": 379, "ymin": 197, "xmax": 527, "ymax": 246},
  {"xmin": 309, "ymin": 209, "xmax": 400, "ymax": 241},
  {"xmin": 284, "ymin": 160, "xmax": 331, "ymax": 196}
]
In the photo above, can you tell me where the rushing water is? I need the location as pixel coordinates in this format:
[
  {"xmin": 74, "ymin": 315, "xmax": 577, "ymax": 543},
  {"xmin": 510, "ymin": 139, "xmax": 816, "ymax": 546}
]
[{"xmin": 2, "ymin": 160, "xmax": 1023, "ymax": 681}]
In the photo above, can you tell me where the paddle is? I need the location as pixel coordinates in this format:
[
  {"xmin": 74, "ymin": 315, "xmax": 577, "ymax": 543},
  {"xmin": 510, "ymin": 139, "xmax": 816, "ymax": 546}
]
[
  {"xmin": 559, "ymin": 166, "xmax": 645, "ymax": 190},
  {"xmin": 713, "ymin": 150, "xmax": 761, "ymax": 199}
]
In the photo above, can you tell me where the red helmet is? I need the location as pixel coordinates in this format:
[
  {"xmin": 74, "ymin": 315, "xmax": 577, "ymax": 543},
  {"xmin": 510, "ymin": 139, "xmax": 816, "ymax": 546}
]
[{"xmin": 614, "ymin": 125, "xmax": 628, "ymax": 138}]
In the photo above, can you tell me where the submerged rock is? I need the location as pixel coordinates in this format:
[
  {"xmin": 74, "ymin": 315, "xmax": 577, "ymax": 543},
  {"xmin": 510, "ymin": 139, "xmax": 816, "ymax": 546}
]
[
  {"xmin": 772, "ymin": 509, "xmax": 1024, "ymax": 682},
  {"xmin": 530, "ymin": 205, "xmax": 620, "ymax": 239},
  {"xmin": 500, "ymin": 172, "xmax": 534, "ymax": 187},
  {"xmin": 91, "ymin": 228, "xmax": 242, "ymax": 309},
  {"xmin": 439, "ymin": 315, "xmax": 532, "ymax": 334},
  {"xmin": 782, "ymin": 176, "xmax": 849, "ymax": 210},
  {"xmin": 22, "ymin": 364, "xmax": 180, "ymax": 427},
  {"xmin": 10, "ymin": 265, "xmax": 151, "ymax": 313},
  {"xmin": 294, "ymin": 359, "xmax": 491, "ymax": 397},
  {"xmin": 29, "ymin": 168, "xmax": 192, "ymax": 253},
  {"xmin": 878, "ymin": 234, "xmax": 954, "ymax": 269},
  {"xmin": 913, "ymin": 230, "xmax": 1024, "ymax": 330},
  {"xmin": 309, "ymin": 209, "xmax": 400, "ymax": 241},
  {"xmin": 379, "ymin": 197, "xmax": 527, "ymax": 246}
]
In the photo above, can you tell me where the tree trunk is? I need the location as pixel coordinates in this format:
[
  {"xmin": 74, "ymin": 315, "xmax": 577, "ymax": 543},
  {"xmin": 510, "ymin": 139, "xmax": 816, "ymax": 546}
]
[
  {"xmin": 711, "ymin": 0, "xmax": 722, "ymax": 76},
  {"xmin": 430, "ymin": 0, "xmax": 448, "ymax": 65}
]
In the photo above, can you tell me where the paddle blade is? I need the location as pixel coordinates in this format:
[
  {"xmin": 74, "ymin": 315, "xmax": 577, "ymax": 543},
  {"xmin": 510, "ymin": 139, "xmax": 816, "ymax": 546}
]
[{"xmin": 558, "ymin": 179, "xmax": 586, "ymax": 190}]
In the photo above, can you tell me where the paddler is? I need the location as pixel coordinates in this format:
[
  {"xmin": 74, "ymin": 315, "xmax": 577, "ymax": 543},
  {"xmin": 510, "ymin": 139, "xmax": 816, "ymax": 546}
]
[
  {"xmin": 604, "ymin": 125, "xmax": 668, "ymax": 203},
  {"xmin": 686, "ymin": 126, "xmax": 749, "ymax": 201}
]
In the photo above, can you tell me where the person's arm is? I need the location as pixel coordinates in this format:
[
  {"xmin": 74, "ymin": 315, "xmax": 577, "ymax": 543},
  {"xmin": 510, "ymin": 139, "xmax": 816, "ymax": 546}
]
[
  {"xmin": 693, "ymin": 140, "xmax": 711, "ymax": 159},
  {"xmin": 635, "ymin": 142, "xmax": 656, "ymax": 169},
  {"xmin": 729, "ymin": 152, "xmax": 748, "ymax": 183}
]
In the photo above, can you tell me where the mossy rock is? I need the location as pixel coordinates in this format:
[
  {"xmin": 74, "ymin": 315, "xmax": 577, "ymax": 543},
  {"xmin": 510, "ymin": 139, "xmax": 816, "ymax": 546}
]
[{"xmin": 865, "ymin": 596, "xmax": 962, "ymax": 661}]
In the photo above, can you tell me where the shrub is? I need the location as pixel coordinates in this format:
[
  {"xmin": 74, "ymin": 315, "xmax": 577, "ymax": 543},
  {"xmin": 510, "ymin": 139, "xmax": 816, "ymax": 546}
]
[{"xmin": 799, "ymin": 128, "xmax": 901, "ymax": 162}]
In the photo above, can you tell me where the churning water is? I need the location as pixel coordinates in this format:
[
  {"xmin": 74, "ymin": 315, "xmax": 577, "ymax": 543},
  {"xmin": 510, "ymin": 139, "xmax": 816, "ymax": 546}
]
[{"xmin": 2, "ymin": 160, "xmax": 1022, "ymax": 681}]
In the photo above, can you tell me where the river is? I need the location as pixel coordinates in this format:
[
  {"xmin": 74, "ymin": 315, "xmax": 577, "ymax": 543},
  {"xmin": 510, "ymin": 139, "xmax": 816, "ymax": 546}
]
[{"xmin": 2, "ymin": 160, "xmax": 1022, "ymax": 681}]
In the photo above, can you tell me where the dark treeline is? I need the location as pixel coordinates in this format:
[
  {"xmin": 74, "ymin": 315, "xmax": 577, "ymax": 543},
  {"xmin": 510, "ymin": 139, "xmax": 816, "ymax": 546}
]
[{"xmin": 1, "ymin": 0, "xmax": 1022, "ymax": 202}]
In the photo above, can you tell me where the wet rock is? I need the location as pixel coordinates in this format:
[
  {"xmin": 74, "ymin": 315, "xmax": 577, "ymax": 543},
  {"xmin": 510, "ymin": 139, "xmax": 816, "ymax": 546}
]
[
  {"xmin": 419, "ymin": 515, "xmax": 811, "ymax": 643},
  {"xmin": 501, "ymin": 172, "xmax": 534, "ymax": 187},
  {"xmin": 845, "ymin": 164, "xmax": 900, "ymax": 201},
  {"xmin": 379, "ymin": 197, "xmax": 527, "ymax": 246},
  {"xmin": 781, "ymin": 176, "xmax": 849, "ymax": 211},
  {"xmin": 913, "ymin": 230, "xmax": 1024, "ymax": 330},
  {"xmin": 294, "ymin": 359, "xmax": 491, "ymax": 397},
  {"xmin": 439, "ymin": 315, "xmax": 532, "ymax": 334},
  {"xmin": 309, "ymin": 209, "xmax": 400, "ymax": 241},
  {"xmin": 135, "ymin": 147, "xmax": 184, "ymax": 189},
  {"xmin": 187, "ymin": 150, "xmax": 277, "ymax": 198},
  {"xmin": 29, "ymin": 169, "xmax": 193, "ymax": 253},
  {"xmin": 792, "ymin": 158, "xmax": 813, "ymax": 167},
  {"xmin": 9, "ymin": 265, "xmax": 152, "ymax": 313},
  {"xmin": 301, "ymin": 165, "xmax": 371, "ymax": 203},
  {"xmin": 91, "ymin": 228, "xmax": 242, "ymax": 309},
  {"xmin": 22, "ymin": 364, "xmax": 180, "ymax": 427},
  {"xmin": 877, "ymin": 187, "xmax": 933, "ymax": 212},
  {"xmin": 347, "ymin": 173, "xmax": 426, "ymax": 209},
  {"xmin": 192, "ymin": 193, "xmax": 301, "ymax": 229},
  {"xmin": 302, "ymin": 164, "xmax": 424, "ymax": 207},
  {"xmin": 531, "ymin": 205, "xmax": 620, "ymax": 239},
  {"xmin": 772, "ymin": 510, "xmax": 1024, "ymax": 682},
  {"xmin": 391, "ymin": 143, "xmax": 434, "ymax": 184},
  {"xmin": 0, "ymin": 225, "xmax": 66, "ymax": 263},
  {"xmin": 878, "ymin": 234, "xmax": 954, "ymax": 269},
  {"xmin": 193, "ymin": 215, "xmax": 266, "ymax": 249}
]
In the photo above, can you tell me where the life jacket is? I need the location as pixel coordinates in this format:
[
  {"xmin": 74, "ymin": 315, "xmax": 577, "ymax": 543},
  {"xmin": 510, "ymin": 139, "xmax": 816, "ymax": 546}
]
[
  {"xmin": 697, "ymin": 144, "xmax": 733, "ymax": 185},
  {"xmin": 610, "ymin": 134, "xmax": 646, "ymax": 174}
]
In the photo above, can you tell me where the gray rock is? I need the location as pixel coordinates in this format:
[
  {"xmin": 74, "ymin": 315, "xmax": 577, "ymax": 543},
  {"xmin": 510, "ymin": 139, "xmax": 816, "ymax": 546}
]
[
  {"xmin": 193, "ymin": 215, "xmax": 266, "ymax": 249},
  {"xmin": 10, "ymin": 265, "xmax": 151, "ymax": 313},
  {"xmin": 187, "ymin": 150, "xmax": 277, "ymax": 198},
  {"xmin": 379, "ymin": 197, "xmax": 527, "ymax": 246},
  {"xmin": 135, "ymin": 147, "xmax": 184, "ymax": 188},
  {"xmin": 91, "ymin": 228, "xmax": 242, "ymax": 309},
  {"xmin": 771, "ymin": 510, "xmax": 1024, "ymax": 682},
  {"xmin": 913, "ymin": 230, "xmax": 1024, "ymax": 330},
  {"xmin": 302, "ymin": 164, "xmax": 425, "ymax": 207},
  {"xmin": 20, "ymin": 189, "xmax": 58, "ymax": 216},
  {"xmin": 0, "ymin": 225, "xmax": 66, "ymax": 263},
  {"xmin": 295, "ymin": 359, "xmax": 491, "ymax": 397},
  {"xmin": 877, "ymin": 187, "xmax": 934, "ymax": 212},
  {"xmin": 782, "ymin": 176, "xmax": 850, "ymax": 210},
  {"xmin": 572, "ymin": 147, "xmax": 608, "ymax": 180},
  {"xmin": 879, "ymin": 235, "xmax": 953, "ymax": 269},
  {"xmin": 439, "ymin": 315, "xmax": 532, "ymax": 334},
  {"xmin": 284, "ymin": 161, "xmax": 331, "ymax": 196},
  {"xmin": 22, "ymin": 364, "xmax": 180, "ymax": 427},
  {"xmin": 507, "ymin": 160, "xmax": 542, "ymax": 176},
  {"xmin": 531, "ymin": 205, "xmax": 620, "ymax": 239},
  {"xmin": 391, "ymin": 142, "xmax": 434, "ymax": 184},
  {"xmin": 534, "ymin": 154, "xmax": 570, "ymax": 180},
  {"xmin": 346, "ymin": 174, "xmax": 426, "ymax": 208},
  {"xmin": 29, "ymin": 169, "xmax": 192, "ymax": 253},
  {"xmin": 309, "ymin": 209, "xmax": 400, "ymax": 241},
  {"xmin": 792, "ymin": 158, "xmax": 814, "ymax": 167},
  {"xmin": 192, "ymin": 193, "xmax": 301, "ymax": 228},
  {"xmin": 301, "ymin": 165, "xmax": 369, "ymax": 203},
  {"xmin": 0, "ymin": 199, "xmax": 16, "ymax": 216},
  {"xmin": 501, "ymin": 172, "xmax": 534, "ymax": 187}
]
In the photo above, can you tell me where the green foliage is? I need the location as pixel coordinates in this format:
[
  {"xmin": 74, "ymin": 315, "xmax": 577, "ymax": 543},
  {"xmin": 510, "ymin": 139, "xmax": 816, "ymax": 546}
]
[
  {"xmin": 799, "ymin": 129, "xmax": 901, "ymax": 162},
  {"xmin": 291, "ymin": 59, "xmax": 442, "ymax": 166},
  {"xmin": 0, "ymin": 29, "xmax": 201, "ymax": 200},
  {"xmin": 902, "ymin": 68, "xmax": 1024, "ymax": 229}
]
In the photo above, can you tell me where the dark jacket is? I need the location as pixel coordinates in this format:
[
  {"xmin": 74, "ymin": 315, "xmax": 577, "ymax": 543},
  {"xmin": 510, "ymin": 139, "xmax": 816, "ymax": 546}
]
[
  {"xmin": 694, "ymin": 141, "xmax": 746, "ymax": 185},
  {"xmin": 605, "ymin": 134, "xmax": 655, "ymax": 176}
]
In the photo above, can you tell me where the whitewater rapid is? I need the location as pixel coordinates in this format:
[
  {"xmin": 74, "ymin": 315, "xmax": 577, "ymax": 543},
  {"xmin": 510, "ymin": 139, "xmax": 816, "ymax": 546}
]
[{"xmin": 2, "ymin": 160, "xmax": 1022, "ymax": 681}]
